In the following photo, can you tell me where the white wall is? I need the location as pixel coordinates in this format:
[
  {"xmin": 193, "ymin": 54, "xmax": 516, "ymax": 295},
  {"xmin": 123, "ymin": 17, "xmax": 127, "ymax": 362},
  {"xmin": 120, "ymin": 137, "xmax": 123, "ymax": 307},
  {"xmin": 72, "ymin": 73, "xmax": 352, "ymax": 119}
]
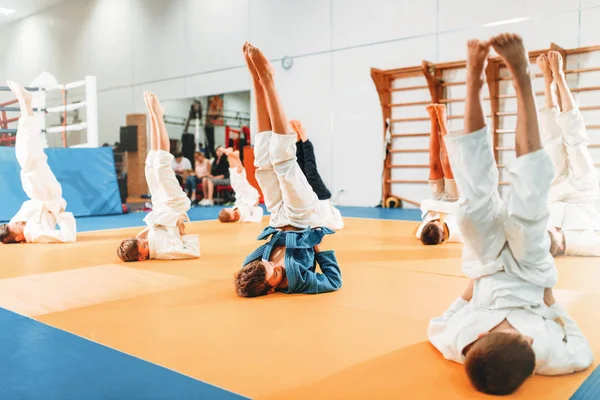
[{"xmin": 1, "ymin": 0, "xmax": 599, "ymax": 206}]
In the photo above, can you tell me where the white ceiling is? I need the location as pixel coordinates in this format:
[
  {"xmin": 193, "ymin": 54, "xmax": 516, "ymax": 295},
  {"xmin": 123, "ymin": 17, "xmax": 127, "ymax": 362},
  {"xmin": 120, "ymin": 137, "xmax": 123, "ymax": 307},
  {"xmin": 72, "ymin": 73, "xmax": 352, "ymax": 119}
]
[{"xmin": 0, "ymin": 0, "xmax": 69, "ymax": 26}]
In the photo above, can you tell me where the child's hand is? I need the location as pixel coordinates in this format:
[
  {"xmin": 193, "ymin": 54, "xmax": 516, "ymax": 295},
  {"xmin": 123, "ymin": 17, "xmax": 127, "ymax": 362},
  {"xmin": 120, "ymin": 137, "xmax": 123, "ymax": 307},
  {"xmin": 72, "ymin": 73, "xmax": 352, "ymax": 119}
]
[
  {"xmin": 461, "ymin": 279, "xmax": 475, "ymax": 301},
  {"xmin": 177, "ymin": 221, "xmax": 185, "ymax": 236},
  {"xmin": 544, "ymin": 288, "xmax": 556, "ymax": 306}
]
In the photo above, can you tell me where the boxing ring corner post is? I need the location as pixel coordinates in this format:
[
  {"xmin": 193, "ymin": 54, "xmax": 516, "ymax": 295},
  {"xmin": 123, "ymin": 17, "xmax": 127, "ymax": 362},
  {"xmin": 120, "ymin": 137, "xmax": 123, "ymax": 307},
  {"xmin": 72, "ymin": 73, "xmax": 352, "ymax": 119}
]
[{"xmin": 85, "ymin": 76, "xmax": 99, "ymax": 148}]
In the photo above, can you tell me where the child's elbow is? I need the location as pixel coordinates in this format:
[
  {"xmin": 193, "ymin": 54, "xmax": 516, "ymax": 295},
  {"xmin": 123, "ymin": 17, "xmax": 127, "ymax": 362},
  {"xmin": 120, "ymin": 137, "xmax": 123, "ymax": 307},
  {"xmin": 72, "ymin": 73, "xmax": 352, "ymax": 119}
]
[{"xmin": 331, "ymin": 276, "xmax": 342, "ymax": 291}]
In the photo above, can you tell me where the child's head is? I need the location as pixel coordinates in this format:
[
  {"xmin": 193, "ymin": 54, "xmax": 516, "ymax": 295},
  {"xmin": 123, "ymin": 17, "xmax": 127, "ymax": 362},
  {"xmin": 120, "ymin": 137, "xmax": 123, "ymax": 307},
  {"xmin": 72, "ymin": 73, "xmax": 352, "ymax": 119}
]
[
  {"xmin": 420, "ymin": 220, "xmax": 445, "ymax": 245},
  {"xmin": 117, "ymin": 237, "xmax": 150, "ymax": 262},
  {"xmin": 0, "ymin": 222, "xmax": 26, "ymax": 244},
  {"xmin": 219, "ymin": 208, "xmax": 240, "ymax": 223},
  {"xmin": 464, "ymin": 331, "xmax": 535, "ymax": 395},
  {"xmin": 234, "ymin": 260, "xmax": 285, "ymax": 297}
]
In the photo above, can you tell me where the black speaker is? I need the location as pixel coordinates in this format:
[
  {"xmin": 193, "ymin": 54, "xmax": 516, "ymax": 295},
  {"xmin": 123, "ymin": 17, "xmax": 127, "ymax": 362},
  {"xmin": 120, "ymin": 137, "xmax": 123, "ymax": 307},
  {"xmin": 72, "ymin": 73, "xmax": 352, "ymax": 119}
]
[{"xmin": 120, "ymin": 125, "xmax": 138, "ymax": 152}]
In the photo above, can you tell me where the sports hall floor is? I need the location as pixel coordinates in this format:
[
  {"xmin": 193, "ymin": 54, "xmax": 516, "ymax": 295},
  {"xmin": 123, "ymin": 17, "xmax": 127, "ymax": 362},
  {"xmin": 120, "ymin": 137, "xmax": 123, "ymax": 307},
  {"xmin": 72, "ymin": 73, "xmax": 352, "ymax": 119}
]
[{"xmin": 1, "ymin": 206, "xmax": 599, "ymax": 399}]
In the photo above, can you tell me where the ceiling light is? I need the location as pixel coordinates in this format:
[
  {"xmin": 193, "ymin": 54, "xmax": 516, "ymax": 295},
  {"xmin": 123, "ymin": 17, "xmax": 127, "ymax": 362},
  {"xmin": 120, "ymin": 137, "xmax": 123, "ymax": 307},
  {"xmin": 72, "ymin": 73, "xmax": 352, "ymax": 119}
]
[{"xmin": 483, "ymin": 17, "xmax": 532, "ymax": 27}]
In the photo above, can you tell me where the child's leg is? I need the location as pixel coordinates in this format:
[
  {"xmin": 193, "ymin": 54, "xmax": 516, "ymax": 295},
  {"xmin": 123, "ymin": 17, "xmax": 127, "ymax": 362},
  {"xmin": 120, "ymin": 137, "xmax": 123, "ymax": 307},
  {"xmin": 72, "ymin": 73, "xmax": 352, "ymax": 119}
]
[
  {"xmin": 248, "ymin": 44, "xmax": 320, "ymax": 227},
  {"xmin": 243, "ymin": 43, "xmax": 284, "ymax": 217},
  {"xmin": 295, "ymin": 139, "xmax": 306, "ymax": 174},
  {"xmin": 549, "ymin": 51, "xmax": 576, "ymax": 113},
  {"xmin": 227, "ymin": 149, "xmax": 260, "ymax": 206},
  {"xmin": 537, "ymin": 54, "xmax": 568, "ymax": 183},
  {"xmin": 443, "ymin": 40, "xmax": 508, "ymax": 267},
  {"xmin": 289, "ymin": 119, "xmax": 331, "ymax": 199},
  {"xmin": 434, "ymin": 104, "xmax": 458, "ymax": 200},
  {"xmin": 557, "ymin": 108, "xmax": 599, "ymax": 198},
  {"xmin": 426, "ymin": 104, "xmax": 444, "ymax": 199},
  {"xmin": 145, "ymin": 92, "xmax": 190, "ymax": 219},
  {"xmin": 9, "ymin": 81, "xmax": 63, "ymax": 209},
  {"xmin": 299, "ymin": 139, "xmax": 332, "ymax": 201},
  {"xmin": 490, "ymin": 34, "xmax": 555, "ymax": 282}
]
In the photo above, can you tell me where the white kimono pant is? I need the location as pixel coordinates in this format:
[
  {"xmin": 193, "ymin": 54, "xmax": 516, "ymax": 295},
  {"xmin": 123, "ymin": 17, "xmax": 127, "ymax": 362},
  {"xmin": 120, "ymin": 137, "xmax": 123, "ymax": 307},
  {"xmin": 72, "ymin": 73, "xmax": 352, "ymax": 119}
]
[
  {"xmin": 254, "ymin": 131, "xmax": 322, "ymax": 229},
  {"xmin": 444, "ymin": 126, "xmax": 556, "ymax": 289},
  {"xmin": 230, "ymin": 168, "xmax": 260, "ymax": 208},
  {"xmin": 11, "ymin": 116, "xmax": 76, "ymax": 243},
  {"xmin": 143, "ymin": 150, "xmax": 191, "ymax": 228},
  {"xmin": 540, "ymin": 107, "xmax": 600, "ymax": 256}
]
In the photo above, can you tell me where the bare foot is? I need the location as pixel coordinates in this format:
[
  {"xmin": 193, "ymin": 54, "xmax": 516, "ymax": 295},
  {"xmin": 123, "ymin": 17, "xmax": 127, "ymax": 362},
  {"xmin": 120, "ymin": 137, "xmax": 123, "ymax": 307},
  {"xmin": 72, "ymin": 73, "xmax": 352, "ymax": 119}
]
[
  {"xmin": 536, "ymin": 54, "xmax": 552, "ymax": 84},
  {"xmin": 548, "ymin": 51, "xmax": 564, "ymax": 78},
  {"xmin": 466, "ymin": 39, "xmax": 490, "ymax": 86},
  {"xmin": 7, "ymin": 81, "xmax": 33, "ymax": 116},
  {"xmin": 247, "ymin": 43, "xmax": 275, "ymax": 82},
  {"xmin": 433, "ymin": 104, "xmax": 448, "ymax": 136},
  {"xmin": 243, "ymin": 42, "xmax": 261, "ymax": 85},
  {"xmin": 490, "ymin": 33, "xmax": 530, "ymax": 82},
  {"xmin": 290, "ymin": 119, "xmax": 308, "ymax": 142},
  {"xmin": 548, "ymin": 227, "xmax": 565, "ymax": 256},
  {"xmin": 227, "ymin": 149, "xmax": 242, "ymax": 172}
]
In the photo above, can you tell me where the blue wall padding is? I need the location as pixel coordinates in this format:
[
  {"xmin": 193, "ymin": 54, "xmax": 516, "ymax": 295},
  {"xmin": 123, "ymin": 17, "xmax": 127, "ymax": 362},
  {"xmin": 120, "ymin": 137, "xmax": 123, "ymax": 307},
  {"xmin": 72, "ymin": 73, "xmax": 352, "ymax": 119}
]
[{"xmin": 0, "ymin": 147, "xmax": 122, "ymax": 221}]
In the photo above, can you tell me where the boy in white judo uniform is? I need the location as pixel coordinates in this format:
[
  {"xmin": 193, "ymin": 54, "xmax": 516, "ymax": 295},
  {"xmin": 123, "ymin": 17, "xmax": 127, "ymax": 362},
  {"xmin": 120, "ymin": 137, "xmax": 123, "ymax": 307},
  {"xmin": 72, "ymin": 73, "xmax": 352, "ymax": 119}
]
[
  {"xmin": 218, "ymin": 148, "xmax": 264, "ymax": 223},
  {"xmin": 417, "ymin": 103, "xmax": 462, "ymax": 245},
  {"xmin": 427, "ymin": 34, "xmax": 593, "ymax": 396},
  {"xmin": 234, "ymin": 43, "xmax": 341, "ymax": 298},
  {"xmin": 289, "ymin": 119, "xmax": 344, "ymax": 231},
  {"xmin": 0, "ymin": 81, "xmax": 76, "ymax": 244},
  {"xmin": 117, "ymin": 92, "xmax": 199, "ymax": 261},
  {"xmin": 537, "ymin": 51, "xmax": 600, "ymax": 257}
]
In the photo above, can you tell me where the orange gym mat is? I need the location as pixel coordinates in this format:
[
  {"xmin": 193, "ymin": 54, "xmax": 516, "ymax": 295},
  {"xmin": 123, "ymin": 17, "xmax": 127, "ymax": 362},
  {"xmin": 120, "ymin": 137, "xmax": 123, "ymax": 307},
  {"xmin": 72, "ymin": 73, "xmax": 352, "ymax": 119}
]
[{"xmin": 1, "ymin": 217, "xmax": 598, "ymax": 399}]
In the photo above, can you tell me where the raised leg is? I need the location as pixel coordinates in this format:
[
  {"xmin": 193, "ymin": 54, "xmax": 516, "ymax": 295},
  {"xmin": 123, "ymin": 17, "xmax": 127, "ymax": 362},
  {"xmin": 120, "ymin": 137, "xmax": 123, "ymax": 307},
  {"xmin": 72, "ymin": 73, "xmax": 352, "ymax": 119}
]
[
  {"xmin": 9, "ymin": 81, "xmax": 63, "ymax": 206},
  {"xmin": 144, "ymin": 91, "xmax": 159, "ymax": 152},
  {"xmin": 247, "ymin": 43, "xmax": 289, "ymax": 135},
  {"xmin": 537, "ymin": 54, "xmax": 568, "ymax": 182},
  {"xmin": 247, "ymin": 43, "xmax": 320, "ymax": 227},
  {"xmin": 490, "ymin": 34, "xmax": 541, "ymax": 158},
  {"xmin": 243, "ymin": 43, "xmax": 283, "ymax": 216},
  {"xmin": 549, "ymin": 51, "xmax": 576, "ymax": 113},
  {"xmin": 491, "ymin": 33, "xmax": 555, "ymax": 285},
  {"xmin": 434, "ymin": 104, "xmax": 458, "ymax": 200},
  {"xmin": 144, "ymin": 92, "xmax": 190, "ymax": 215},
  {"xmin": 443, "ymin": 40, "xmax": 509, "ymax": 270},
  {"xmin": 226, "ymin": 148, "xmax": 244, "ymax": 173},
  {"xmin": 290, "ymin": 120, "xmax": 331, "ymax": 200},
  {"xmin": 426, "ymin": 104, "xmax": 444, "ymax": 199},
  {"xmin": 537, "ymin": 54, "xmax": 559, "ymax": 111}
]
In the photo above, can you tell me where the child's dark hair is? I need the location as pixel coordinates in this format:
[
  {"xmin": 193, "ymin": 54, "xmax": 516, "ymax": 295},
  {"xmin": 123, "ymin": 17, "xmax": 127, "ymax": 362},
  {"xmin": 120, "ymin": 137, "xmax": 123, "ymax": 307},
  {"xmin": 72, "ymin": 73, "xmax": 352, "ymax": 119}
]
[
  {"xmin": 234, "ymin": 260, "xmax": 272, "ymax": 297},
  {"xmin": 219, "ymin": 209, "xmax": 234, "ymax": 223},
  {"xmin": 0, "ymin": 224, "xmax": 15, "ymax": 244},
  {"xmin": 420, "ymin": 221, "xmax": 444, "ymax": 245},
  {"xmin": 117, "ymin": 238, "xmax": 141, "ymax": 262},
  {"xmin": 465, "ymin": 332, "xmax": 535, "ymax": 395}
]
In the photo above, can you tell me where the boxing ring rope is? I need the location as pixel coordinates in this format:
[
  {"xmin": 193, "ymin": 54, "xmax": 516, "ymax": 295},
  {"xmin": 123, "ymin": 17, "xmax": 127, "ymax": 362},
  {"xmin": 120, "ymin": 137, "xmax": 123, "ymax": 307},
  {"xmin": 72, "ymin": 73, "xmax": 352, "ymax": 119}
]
[
  {"xmin": 0, "ymin": 76, "xmax": 98, "ymax": 148},
  {"xmin": 372, "ymin": 44, "xmax": 600, "ymax": 208}
]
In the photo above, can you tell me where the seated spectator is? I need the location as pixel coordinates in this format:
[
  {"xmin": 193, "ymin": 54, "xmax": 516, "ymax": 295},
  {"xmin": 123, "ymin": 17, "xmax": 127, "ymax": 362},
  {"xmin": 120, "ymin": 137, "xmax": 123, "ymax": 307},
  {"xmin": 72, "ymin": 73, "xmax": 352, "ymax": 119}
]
[
  {"xmin": 199, "ymin": 146, "xmax": 230, "ymax": 206},
  {"xmin": 171, "ymin": 152, "xmax": 192, "ymax": 185},
  {"xmin": 186, "ymin": 151, "xmax": 211, "ymax": 203}
]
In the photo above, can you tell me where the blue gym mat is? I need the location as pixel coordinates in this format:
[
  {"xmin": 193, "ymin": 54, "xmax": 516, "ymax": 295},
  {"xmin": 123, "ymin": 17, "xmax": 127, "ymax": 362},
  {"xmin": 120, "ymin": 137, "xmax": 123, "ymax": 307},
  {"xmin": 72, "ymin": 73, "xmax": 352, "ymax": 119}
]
[
  {"xmin": 0, "ymin": 308, "xmax": 247, "ymax": 399},
  {"xmin": 73, "ymin": 206, "xmax": 421, "ymax": 232},
  {"xmin": 571, "ymin": 366, "xmax": 600, "ymax": 400}
]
